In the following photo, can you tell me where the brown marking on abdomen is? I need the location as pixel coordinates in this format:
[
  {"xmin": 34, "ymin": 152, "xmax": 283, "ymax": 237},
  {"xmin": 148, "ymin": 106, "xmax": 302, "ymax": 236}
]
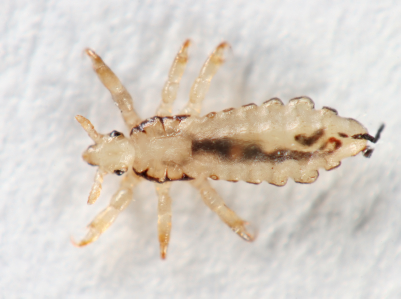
[
  {"xmin": 192, "ymin": 138, "xmax": 314, "ymax": 163},
  {"xmin": 192, "ymin": 139, "xmax": 233, "ymax": 161},
  {"xmin": 319, "ymin": 137, "xmax": 342, "ymax": 152},
  {"xmin": 322, "ymin": 106, "xmax": 338, "ymax": 115},
  {"xmin": 294, "ymin": 129, "xmax": 325, "ymax": 146},
  {"xmin": 262, "ymin": 98, "xmax": 284, "ymax": 106},
  {"xmin": 338, "ymin": 132, "xmax": 348, "ymax": 138},
  {"xmin": 205, "ymin": 112, "xmax": 217, "ymax": 118},
  {"xmin": 242, "ymin": 103, "xmax": 257, "ymax": 108},
  {"xmin": 222, "ymin": 108, "xmax": 234, "ymax": 113},
  {"xmin": 262, "ymin": 149, "xmax": 314, "ymax": 163},
  {"xmin": 352, "ymin": 133, "xmax": 375, "ymax": 142}
]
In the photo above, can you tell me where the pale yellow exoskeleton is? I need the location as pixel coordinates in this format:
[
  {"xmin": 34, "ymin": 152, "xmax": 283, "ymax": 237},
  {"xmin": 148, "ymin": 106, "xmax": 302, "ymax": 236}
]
[{"xmin": 74, "ymin": 40, "xmax": 383, "ymax": 259}]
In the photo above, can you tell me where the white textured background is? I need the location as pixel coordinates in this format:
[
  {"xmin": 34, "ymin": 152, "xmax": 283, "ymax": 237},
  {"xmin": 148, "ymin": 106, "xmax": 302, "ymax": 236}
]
[{"xmin": 1, "ymin": 1, "xmax": 400, "ymax": 298}]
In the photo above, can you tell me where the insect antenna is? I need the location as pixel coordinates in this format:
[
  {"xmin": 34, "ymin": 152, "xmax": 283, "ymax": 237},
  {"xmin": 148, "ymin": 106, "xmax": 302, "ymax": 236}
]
[
  {"xmin": 75, "ymin": 115, "xmax": 102, "ymax": 143},
  {"xmin": 75, "ymin": 115, "xmax": 108, "ymax": 204},
  {"xmin": 87, "ymin": 169, "xmax": 107, "ymax": 205}
]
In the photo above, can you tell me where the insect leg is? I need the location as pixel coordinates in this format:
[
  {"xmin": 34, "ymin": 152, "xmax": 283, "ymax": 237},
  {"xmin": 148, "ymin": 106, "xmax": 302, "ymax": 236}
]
[
  {"xmin": 85, "ymin": 49, "xmax": 141, "ymax": 129},
  {"xmin": 180, "ymin": 42, "xmax": 230, "ymax": 116},
  {"xmin": 72, "ymin": 171, "xmax": 140, "ymax": 247},
  {"xmin": 191, "ymin": 178, "xmax": 255, "ymax": 241},
  {"xmin": 87, "ymin": 169, "xmax": 107, "ymax": 205},
  {"xmin": 155, "ymin": 182, "xmax": 173, "ymax": 259},
  {"xmin": 156, "ymin": 40, "xmax": 191, "ymax": 117},
  {"xmin": 75, "ymin": 115, "xmax": 102, "ymax": 143}
]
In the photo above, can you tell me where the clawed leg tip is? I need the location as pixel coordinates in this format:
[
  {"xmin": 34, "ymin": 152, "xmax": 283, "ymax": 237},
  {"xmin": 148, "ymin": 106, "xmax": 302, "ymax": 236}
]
[
  {"xmin": 160, "ymin": 246, "xmax": 168, "ymax": 260},
  {"xmin": 71, "ymin": 227, "xmax": 100, "ymax": 247},
  {"xmin": 84, "ymin": 48, "xmax": 103, "ymax": 66},
  {"xmin": 84, "ymin": 48, "xmax": 97, "ymax": 57},
  {"xmin": 218, "ymin": 42, "xmax": 230, "ymax": 49},
  {"xmin": 70, "ymin": 236, "xmax": 88, "ymax": 247},
  {"xmin": 75, "ymin": 115, "xmax": 85, "ymax": 123},
  {"xmin": 241, "ymin": 233, "xmax": 257, "ymax": 242},
  {"xmin": 88, "ymin": 188, "xmax": 102, "ymax": 205},
  {"xmin": 238, "ymin": 222, "xmax": 258, "ymax": 242},
  {"xmin": 183, "ymin": 39, "xmax": 191, "ymax": 48},
  {"xmin": 214, "ymin": 42, "xmax": 232, "ymax": 58}
]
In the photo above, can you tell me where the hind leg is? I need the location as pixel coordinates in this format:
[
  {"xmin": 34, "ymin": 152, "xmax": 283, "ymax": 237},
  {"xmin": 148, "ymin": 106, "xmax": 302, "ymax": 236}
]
[
  {"xmin": 72, "ymin": 171, "xmax": 141, "ymax": 246},
  {"xmin": 191, "ymin": 178, "xmax": 255, "ymax": 241},
  {"xmin": 155, "ymin": 183, "xmax": 173, "ymax": 259},
  {"xmin": 180, "ymin": 42, "xmax": 229, "ymax": 116}
]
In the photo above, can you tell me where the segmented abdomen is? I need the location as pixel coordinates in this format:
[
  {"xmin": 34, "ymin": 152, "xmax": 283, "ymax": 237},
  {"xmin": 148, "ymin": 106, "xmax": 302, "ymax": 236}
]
[
  {"xmin": 131, "ymin": 97, "xmax": 368, "ymax": 185},
  {"xmin": 182, "ymin": 97, "xmax": 368, "ymax": 185}
]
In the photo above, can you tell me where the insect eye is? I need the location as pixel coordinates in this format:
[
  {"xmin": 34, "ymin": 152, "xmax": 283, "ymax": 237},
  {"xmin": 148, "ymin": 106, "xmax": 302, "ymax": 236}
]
[
  {"xmin": 110, "ymin": 130, "xmax": 122, "ymax": 137},
  {"xmin": 114, "ymin": 170, "xmax": 125, "ymax": 176}
]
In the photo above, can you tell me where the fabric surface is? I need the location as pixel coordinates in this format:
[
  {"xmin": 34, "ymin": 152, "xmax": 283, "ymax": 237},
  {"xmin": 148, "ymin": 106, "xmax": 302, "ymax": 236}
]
[{"xmin": 1, "ymin": 1, "xmax": 400, "ymax": 298}]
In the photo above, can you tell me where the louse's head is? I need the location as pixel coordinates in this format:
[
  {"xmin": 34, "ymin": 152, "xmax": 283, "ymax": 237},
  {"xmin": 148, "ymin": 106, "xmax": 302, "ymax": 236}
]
[{"xmin": 76, "ymin": 115, "xmax": 136, "ymax": 204}]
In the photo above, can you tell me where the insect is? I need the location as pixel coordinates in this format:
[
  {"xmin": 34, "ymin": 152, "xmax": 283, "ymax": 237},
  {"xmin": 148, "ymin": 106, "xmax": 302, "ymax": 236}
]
[{"xmin": 74, "ymin": 40, "xmax": 384, "ymax": 259}]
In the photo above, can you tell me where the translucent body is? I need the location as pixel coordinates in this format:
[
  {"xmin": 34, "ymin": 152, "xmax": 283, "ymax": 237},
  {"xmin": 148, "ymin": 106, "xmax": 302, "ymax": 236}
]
[
  {"xmin": 74, "ymin": 40, "xmax": 375, "ymax": 259},
  {"xmin": 132, "ymin": 98, "xmax": 367, "ymax": 186}
]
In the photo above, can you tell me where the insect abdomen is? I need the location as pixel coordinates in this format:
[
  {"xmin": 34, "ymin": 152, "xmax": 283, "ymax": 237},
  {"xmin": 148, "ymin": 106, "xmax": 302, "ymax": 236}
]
[{"xmin": 182, "ymin": 97, "xmax": 368, "ymax": 185}]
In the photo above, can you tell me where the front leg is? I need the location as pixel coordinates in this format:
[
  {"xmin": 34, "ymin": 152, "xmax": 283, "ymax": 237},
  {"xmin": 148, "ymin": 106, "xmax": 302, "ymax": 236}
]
[
  {"xmin": 72, "ymin": 171, "xmax": 140, "ymax": 246},
  {"xmin": 86, "ymin": 49, "xmax": 141, "ymax": 129},
  {"xmin": 191, "ymin": 178, "xmax": 255, "ymax": 241}
]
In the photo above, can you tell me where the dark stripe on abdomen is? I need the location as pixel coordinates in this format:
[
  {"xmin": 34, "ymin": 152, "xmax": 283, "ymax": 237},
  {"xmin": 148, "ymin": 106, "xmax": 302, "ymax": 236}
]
[{"xmin": 192, "ymin": 138, "xmax": 313, "ymax": 163}]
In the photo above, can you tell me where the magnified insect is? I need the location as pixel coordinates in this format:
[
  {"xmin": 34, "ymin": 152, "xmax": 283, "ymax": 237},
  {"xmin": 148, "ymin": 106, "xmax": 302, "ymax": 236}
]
[{"xmin": 74, "ymin": 40, "xmax": 384, "ymax": 259}]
